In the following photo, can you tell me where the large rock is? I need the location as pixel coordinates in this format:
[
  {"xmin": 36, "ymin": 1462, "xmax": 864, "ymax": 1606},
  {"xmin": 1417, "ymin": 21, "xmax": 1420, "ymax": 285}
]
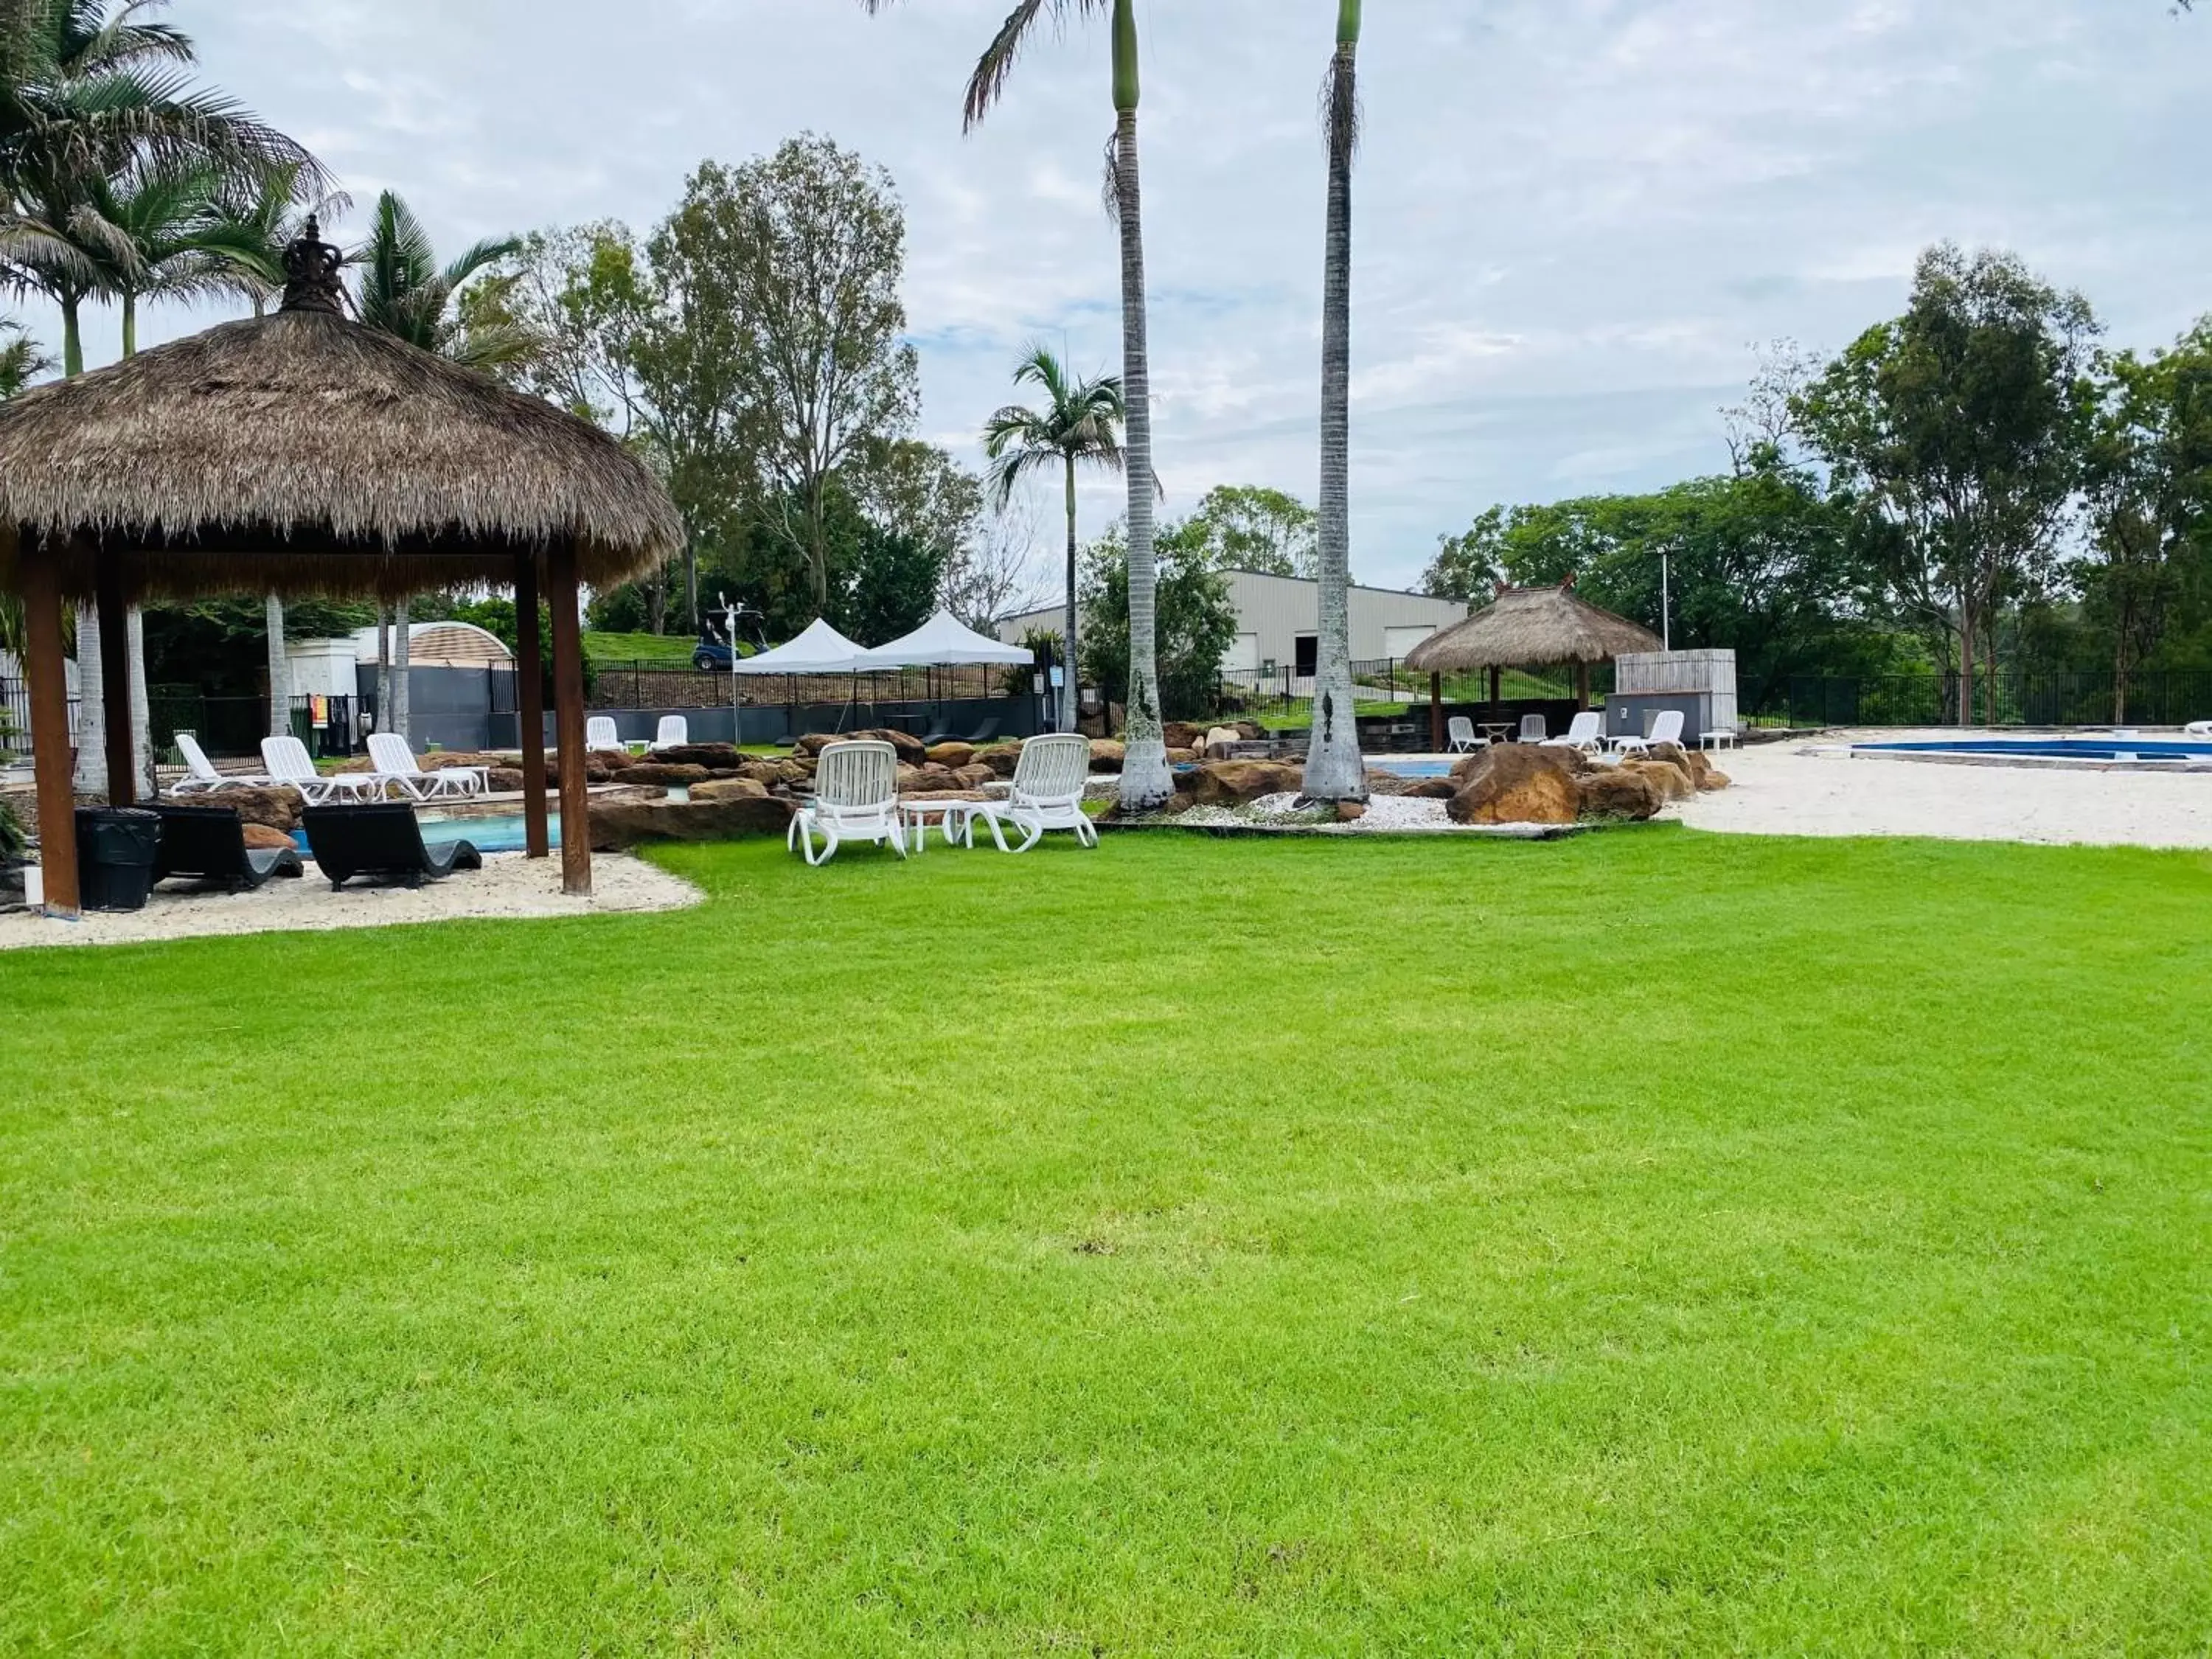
[
  {"xmin": 692, "ymin": 776, "xmax": 770, "ymax": 802},
  {"xmin": 487, "ymin": 767, "xmax": 525, "ymax": 793},
  {"xmin": 1189, "ymin": 760, "xmax": 1306, "ymax": 806},
  {"xmin": 588, "ymin": 793, "xmax": 795, "ymax": 850},
  {"xmin": 1575, "ymin": 768, "xmax": 1663, "ymax": 821},
  {"xmin": 952, "ymin": 764, "xmax": 998, "ymax": 790},
  {"xmin": 218, "ymin": 785, "xmax": 301, "ymax": 832},
  {"xmin": 1404, "ymin": 776, "xmax": 1459, "ymax": 800},
  {"xmin": 650, "ymin": 742, "xmax": 744, "ymax": 770},
  {"xmin": 737, "ymin": 759, "xmax": 787, "ymax": 786},
  {"xmin": 240, "ymin": 821, "xmax": 296, "ymax": 850},
  {"xmin": 1163, "ymin": 721, "xmax": 1204, "ymax": 750},
  {"xmin": 976, "ymin": 744, "xmax": 1023, "ymax": 779},
  {"xmin": 1621, "ymin": 758, "xmax": 1695, "ymax": 803},
  {"xmin": 1165, "ymin": 747, "xmax": 1197, "ymax": 765},
  {"xmin": 774, "ymin": 758, "xmax": 815, "ymax": 788},
  {"xmin": 612, "ymin": 762, "xmax": 712, "ymax": 787},
  {"xmin": 795, "ymin": 733, "xmax": 836, "ymax": 756},
  {"xmin": 1447, "ymin": 745, "xmax": 1581, "ymax": 825},
  {"xmin": 1089, "ymin": 739, "xmax": 1127, "ymax": 773},
  {"xmin": 857, "ymin": 727, "xmax": 928, "ymax": 765},
  {"xmin": 925, "ymin": 741, "xmax": 975, "ymax": 768},
  {"xmin": 1700, "ymin": 766, "xmax": 1732, "ymax": 791}
]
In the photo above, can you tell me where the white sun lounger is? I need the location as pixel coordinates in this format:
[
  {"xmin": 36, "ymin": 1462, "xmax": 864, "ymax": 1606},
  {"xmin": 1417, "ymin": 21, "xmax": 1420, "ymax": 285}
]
[
  {"xmin": 650, "ymin": 715, "xmax": 689, "ymax": 752},
  {"xmin": 967, "ymin": 733, "xmax": 1097, "ymax": 852},
  {"xmin": 788, "ymin": 740, "xmax": 905, "ymax": 865},
  {"xmin": 585, "ymin": 716, "xmax": 635, "ymax": 754},
  {"xmin": 367, "ymin": 732, "xmax": 488, "ymax": 801},
  {"xmin": 262, "ymin": 734, "xmax": 383, "ymax": 805},
  {"xmin": 1445, "ymin": 716, "xmax": 1486, "ymax": 754},
  {"xmin": 1613, "ymin": 709, "xmax": 1685, "ymax": 756},
  {"xmin": 169, "ymin": 731, "xmax": 272, "ymax": 796},
  {"xmin": 1518, "ymin": 713, "xmax": 1547, "ymax": 742},
  {"xmin": 2188, "ymin": 720, "xmax": 2212, "ymax": 738},
  {"xmin": 1541, "ymin": 711, "xmax": 1605, "ymax": 752}
]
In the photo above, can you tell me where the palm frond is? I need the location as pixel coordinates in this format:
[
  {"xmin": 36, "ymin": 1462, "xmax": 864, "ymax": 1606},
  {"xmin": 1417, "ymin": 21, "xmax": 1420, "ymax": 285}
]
[{"xmin": 439, "ymin": 233, "xmax": 524, "ymax": 292}]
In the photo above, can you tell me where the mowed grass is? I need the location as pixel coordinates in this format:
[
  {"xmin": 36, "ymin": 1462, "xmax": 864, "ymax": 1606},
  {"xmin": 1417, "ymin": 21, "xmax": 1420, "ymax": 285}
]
[
  {"xmin": 582, "ymin": 630, "xmax": 705, "ymax": 665},
  {"xmin": 2, "ymin": 828, "xmax": 2208, "ymax": 1655}
]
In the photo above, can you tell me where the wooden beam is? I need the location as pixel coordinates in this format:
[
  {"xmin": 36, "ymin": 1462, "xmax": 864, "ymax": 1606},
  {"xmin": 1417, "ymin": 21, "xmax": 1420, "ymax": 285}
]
[
  {"xmin": 1429, "ymin": 671, "xmax": 1443, "ymax": 751},
  {"xmin": 547, "ymin": 540, "xmax": 591, "ymax": 896},
  {"xmin": 1576, "ymin": 661, "xmax": 1590, "ymax": 710},
  {"xmin": 21, "ymin": 551, "xmax": 80, "ymax": 917},
  {"xmin": 514, "ymin": 554, "xmax": 549, "ymax": 860},
  {"xmin": 94, "ymin": 550, "xmax": 134, "ymax": 807},
  {"xmin": 1488, "ymin": 665, "xmax": 1501, "ymax": 706}
]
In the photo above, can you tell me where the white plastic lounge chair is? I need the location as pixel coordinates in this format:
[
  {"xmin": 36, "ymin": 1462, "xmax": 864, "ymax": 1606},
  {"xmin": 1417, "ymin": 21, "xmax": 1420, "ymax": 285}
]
[
  {"xmin": 787, "ymin": 740, "xmax": 905, "ymax": 865},
  {"xmin": 1541, "ymin": 711, "xmax": 1605, "ymax": 752},
  {"xmin": 1613, "ymin": 709, "xmax": 1685, "ymax": 756},
  {"xmin": 367, "ymin": 732, "xmax": 488, "ymax": 801},
  {"xmin": 2188, "ymin": 720, "xmax": 2212, "ymax": 737},
  {"xmin": 262, "ymin": 734, "xmax": 382, "ymax": 805},
  {"xmin": 972, "ymin": 734, "xmax": 1097, "ymax": 853},
  {"xmin": 585, "ymin": 716, "xmax": 624, "ymax": 751},
  {"xmin": 650, "ymin": 715, "xmax": 689, "ymax": 752},
  {"xmin": 1445, "ymin": 716, "xmax": 1486, "ymax": 754},
  {"xmin": 168, "ymin": 731, "xmax": 271, "ymax": 796},
  {"xmin": 1518, "ymin": 713, "xmax": 1548, "ymax": 743}
]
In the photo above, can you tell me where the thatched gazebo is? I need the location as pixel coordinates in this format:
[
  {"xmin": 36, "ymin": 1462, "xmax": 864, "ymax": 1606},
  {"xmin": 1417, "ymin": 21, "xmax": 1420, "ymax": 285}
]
[
  {"xmin": 1402, "ymin": 582, "xmax": 1662, "ymax": 748},
  {"xmin": 0, "ymin": 224, "xmax": 681, "ymax": 914}
]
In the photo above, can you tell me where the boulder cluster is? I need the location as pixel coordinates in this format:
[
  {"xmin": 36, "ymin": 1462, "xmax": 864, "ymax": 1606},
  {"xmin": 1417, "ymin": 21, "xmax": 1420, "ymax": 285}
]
[{"xmin": 1440, "ymin": 741, "xmax": 1729, "ymax": 825}]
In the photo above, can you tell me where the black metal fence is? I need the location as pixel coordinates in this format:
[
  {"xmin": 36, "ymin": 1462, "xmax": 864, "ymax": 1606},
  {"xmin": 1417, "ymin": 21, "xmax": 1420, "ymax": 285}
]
[
  {"xmin": 589, "ymin": 661, "xmax": 1020, "ymax": 712},
  {"xmin": 0, "ymin": 675, "xmax": 73, "ymax": 758},
  {"xmin": 1220, "ymin": 659, "xmax": 1587, "ymax": 716},
  {"xmin": 1752, "ymin": 669, "xmax": 2212, "ymax": 729}
]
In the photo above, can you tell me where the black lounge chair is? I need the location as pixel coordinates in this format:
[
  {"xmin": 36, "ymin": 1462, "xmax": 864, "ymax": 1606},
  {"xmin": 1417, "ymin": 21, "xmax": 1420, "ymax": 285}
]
[
  {"xmin": 152, "ymin": 804, "xmax": 305, "ymax": 891},
  {"xmin": 301, "ymin": 803, "xmax": 483, "ymax": 891},
  {"xmin": 963, "ymin": 716, "xmax": 1001, "ymax": 746}
]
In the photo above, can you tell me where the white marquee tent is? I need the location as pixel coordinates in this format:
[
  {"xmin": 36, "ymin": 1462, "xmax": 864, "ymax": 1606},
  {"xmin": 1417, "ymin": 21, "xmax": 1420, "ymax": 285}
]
[{"xmin": 859, "ymin": 610, "xmax": 1034, "ymax": 669}]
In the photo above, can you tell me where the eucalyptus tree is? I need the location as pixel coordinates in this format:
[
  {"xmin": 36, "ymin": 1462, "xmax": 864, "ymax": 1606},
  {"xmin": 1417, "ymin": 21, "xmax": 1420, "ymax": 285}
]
[
  {"xmin": 981, "ymin": 344, "xmax": 1126, "ymax": 730},
  {"xmin": 1303, "ymin": 0, "xmax": 1366, "ymax": 800},
  {"xmin": 349, "ymin": 190, "xmax": 533, "ymax": 739},
  {"xmin": 863, "ymin": 0, "xmax": 1174, "ymax": 807}
]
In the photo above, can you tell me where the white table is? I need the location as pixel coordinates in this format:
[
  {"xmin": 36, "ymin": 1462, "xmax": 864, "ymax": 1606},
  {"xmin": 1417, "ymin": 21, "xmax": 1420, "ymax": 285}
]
[
  {"xmin": 1700, "ymin": 730, "xmax": 1740, "ymax": 752},
  {"xmin": 899, "ymin": 798, "xmax": 1004, "ymax": 852}
]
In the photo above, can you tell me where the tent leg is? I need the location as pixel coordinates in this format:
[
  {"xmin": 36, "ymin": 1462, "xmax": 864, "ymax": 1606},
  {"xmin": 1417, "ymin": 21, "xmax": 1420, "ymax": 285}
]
[
  {"xmin": 23, "ymin": 554, "xmax": 79, "ymax": 916},
  {"xmin": 549, "ymin": 541, "xmax": 591, "ymax": 896},
  {"xmin": 515, "ymin": 554, "xmax": 549, "ymax": 860}
]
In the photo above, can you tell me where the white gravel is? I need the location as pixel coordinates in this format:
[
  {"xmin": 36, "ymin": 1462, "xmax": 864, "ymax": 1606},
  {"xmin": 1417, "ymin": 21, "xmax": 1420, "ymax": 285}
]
[
  {"xmin": 0, "ymin": 852, "xmax": 703, "ymax": 951},
  {"xmin": 1674, "ymin": 731, "xmax": 2212, "ymax": 849}
]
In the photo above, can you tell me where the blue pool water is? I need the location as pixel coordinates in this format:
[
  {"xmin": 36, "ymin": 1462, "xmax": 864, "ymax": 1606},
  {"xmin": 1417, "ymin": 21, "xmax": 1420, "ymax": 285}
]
[
  {"xmin": 1368, "ymin": 759, "xmax": 1453, "ymax": 779},
  {"xmin": 291, "ymin": 814, "xmax": 552, "ymax": 856},
  {"xmin": 1857, "ymin": 738, "xmax": 2212, "ymax": 764}
]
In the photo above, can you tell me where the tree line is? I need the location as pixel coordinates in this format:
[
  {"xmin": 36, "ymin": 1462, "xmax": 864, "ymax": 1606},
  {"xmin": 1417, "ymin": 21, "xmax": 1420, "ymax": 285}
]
[{"xmin": 1422, "ymin": 246, "xmax": 2212, "ymax": 723}]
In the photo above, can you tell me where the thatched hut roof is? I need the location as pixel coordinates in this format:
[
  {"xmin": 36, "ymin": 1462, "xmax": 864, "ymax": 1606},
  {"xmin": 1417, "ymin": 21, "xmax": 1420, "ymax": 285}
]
[
  {"xmin": 0, "ymin": 268, "xmax": 681, "ymax": 603},
  {"xmin": 1402, "ymin": 582, "xmax": 1661, "ymax": 672}
]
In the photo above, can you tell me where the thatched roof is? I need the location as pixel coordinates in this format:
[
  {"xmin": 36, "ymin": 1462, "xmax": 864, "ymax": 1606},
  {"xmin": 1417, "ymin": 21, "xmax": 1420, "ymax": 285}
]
[
  {"xmin": 1402, "ymin": 582, "xmax": 1662, "ymax": 672},
  {"xmin": 0, "ymin": 298, "xmax": 681, "ymax": 603}
]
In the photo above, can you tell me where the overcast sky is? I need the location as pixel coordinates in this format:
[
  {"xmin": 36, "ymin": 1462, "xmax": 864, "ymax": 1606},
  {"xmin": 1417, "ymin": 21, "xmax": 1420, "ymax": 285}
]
[{"xmin": 20, "ymin": 0, "xmax": 2212, "ymax": 590}]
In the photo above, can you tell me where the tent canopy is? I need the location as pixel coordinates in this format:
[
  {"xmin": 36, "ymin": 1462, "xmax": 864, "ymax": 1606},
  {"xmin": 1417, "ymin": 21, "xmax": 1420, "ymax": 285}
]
[
  {"xmin": 734, "ymin": 616, "xmax": 873, "ymax": 675},
  {"xmin": 858, "ymin": 609, "xmax": 1034, "ymax": 669}
]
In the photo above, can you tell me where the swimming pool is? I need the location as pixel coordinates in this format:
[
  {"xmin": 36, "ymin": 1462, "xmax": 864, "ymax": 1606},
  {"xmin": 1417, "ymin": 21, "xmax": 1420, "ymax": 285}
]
[
  {"xmin": 1367, "ymin": 759, "xmax": 1453, "ymax": 779},
  {"xmin": 1855, "ymin": 737, "xmax": 2212, "ymax": 766},
  {"xmin": 291, "ymin": 814, "xmax": 553, "ymax": 856}
]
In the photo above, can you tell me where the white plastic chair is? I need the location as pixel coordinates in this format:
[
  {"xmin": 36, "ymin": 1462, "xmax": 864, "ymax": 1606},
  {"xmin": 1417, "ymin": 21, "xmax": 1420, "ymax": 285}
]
[
  {"xmin": 1541, "ymin": 711, "xmax": 1605, "ymax": 752},
  {"xmin": 169, "ymin": 731, "xmax": 271, "ymax": 795},
  {"xmin": 1445, "ymin": 716, "xmax": 1486, "ymax": 754},
  {"xmin": 787, "ymin": 740, "xmax": 905, "ymax": 865},
  {"xmin": 367, "ymin": 731, "xmax": 488, "ymax": 800},
  {"xmin": 650, "ymin": 715, "xmax": 689, "ymax": 752},
  {"xmin": 1517, "ymin": 713, "xmax": 1548, "ymax": 743},
  {"xmin": 973, "ymin": 734, "xmax": 1097, "ymax": 852},
  {"xmin": 262, "ymin": 734, "xmax": 382, "ymax": 804},
  {"xmin": 585, "ymin": 716, "xmax": 623, "ymax": 751},
  {"xmin": 2188, "ymin": 720, "xmax": 2211, "ymax": 737},
  {"xmin": 1613, "ymin": 709, "xmax": 1685, "ymax": 756}
]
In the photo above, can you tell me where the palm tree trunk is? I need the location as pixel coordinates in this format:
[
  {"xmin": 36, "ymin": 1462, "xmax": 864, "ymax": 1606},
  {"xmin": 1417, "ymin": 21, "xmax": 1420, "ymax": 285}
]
[
  {"xmin": 72, "ymin": 601, "xmax": 104, "ymax": 793},
  {"xmin": 392, "ymin": 597, "xmax": 412, "ymax": 742},
  {"xmin": 60, "ymin": 298, "xmax": 83, "ymax": 379},
  {"xmin": 1304, "ymin": 5, "xmax": 1366, "ymax": 802},
  {"xmin": 1062, "ymin": 453, "xmax": 1080, "ymax": 731},
  {"xmin": 1111, "ymin": 0, "xmax": 1172, "ymax": 809},
  {"xmin": 266, "ymin": 595, "xmax": 291, "ymax": 738},
  {"xmin": 126, "ymin": 606, "xmax": 151, "ymax": 794},
  {"xmin": 375, "ymin": 605, "xmax": 392, "ymax": 732},
  {"xmin": 121, "ymin": 293, "xmax": 137, "ymax": 359}
]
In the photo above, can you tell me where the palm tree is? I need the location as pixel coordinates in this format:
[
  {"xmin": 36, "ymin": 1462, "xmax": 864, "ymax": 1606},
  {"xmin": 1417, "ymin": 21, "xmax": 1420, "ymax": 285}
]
[
  {"xmin": 863, "ymin": 0, "xmax": 1174, "ymax": 807},
  {"xmin": 981, "ymin": 345, "xmax": 1125, "ymax": 731},
  {"xmin": 349, "ymin": 191, "xmax": 532, "ymax": 740},
  {"xmin": 1303, "ymin": 0, "xmax": 1366, "ymax": 801},
  {"xmin": 1, "ymin": 0, "xmax": 316, "ymax": 372},
  {"xmin": 0, "ymin": 313, "xmax": 46, "ymax": 395}
]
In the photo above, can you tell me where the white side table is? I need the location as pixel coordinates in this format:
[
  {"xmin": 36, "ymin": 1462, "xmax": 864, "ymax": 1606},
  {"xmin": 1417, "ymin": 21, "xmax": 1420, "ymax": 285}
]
[{"xmin": 1700, "ymin": 729, "xmax": 1740, "ymax": 752}]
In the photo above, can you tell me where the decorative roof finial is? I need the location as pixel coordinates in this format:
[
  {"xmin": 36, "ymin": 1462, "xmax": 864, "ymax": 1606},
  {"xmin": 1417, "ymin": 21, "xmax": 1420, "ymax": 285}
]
[{"xmin": 279, "ymin": 215, "xmax": 347, "ymax": 316}]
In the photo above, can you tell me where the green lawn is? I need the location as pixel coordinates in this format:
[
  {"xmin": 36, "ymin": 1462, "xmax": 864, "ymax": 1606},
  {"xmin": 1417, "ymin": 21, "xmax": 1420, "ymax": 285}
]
[
  {"xmin": 4, "ymin": 830, "xmax": 2208, "ymax": 1653},
  {"xmin": 582, "ymin": 629, "xmax": 705, "ymax": 665}
]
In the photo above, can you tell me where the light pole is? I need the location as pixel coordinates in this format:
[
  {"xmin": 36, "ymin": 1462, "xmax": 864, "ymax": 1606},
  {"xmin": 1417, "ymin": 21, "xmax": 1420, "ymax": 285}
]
[{"xmin": 1660, "ymin": 545, "xmax": 1673, "ymax": 652}]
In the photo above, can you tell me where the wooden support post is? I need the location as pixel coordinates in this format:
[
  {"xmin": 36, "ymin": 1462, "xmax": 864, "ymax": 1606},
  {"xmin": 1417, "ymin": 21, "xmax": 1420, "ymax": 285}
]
[
  {"xmin": 21, "ymin": 550, "xmax": 80, "ymax": 916},
  {"xmin": 514, "ymin": 554, "xmax": 549, "ymax": 860},
  {"xmin": 1429, "ymin": 672, "xmax": 1443, "ymax": 751},
  {"xmin": 1488, "ymin": 665, "xmax": 1501, "ymax": 707},
  {"xmin": 95, "ymin": 550, "xmax": 134, "ymax": 807},
  {"xmin": 547, "ymin": 540, "xmax": 591, "ymax": 896},
  {"xmin": 1576, "ymin": 661, "xmax": 1591, "ymax": 711}
]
